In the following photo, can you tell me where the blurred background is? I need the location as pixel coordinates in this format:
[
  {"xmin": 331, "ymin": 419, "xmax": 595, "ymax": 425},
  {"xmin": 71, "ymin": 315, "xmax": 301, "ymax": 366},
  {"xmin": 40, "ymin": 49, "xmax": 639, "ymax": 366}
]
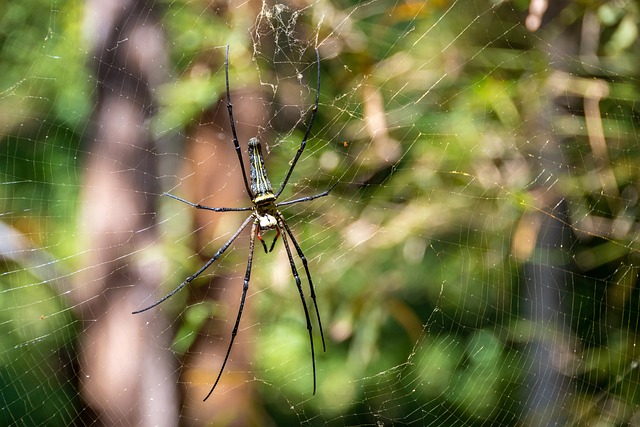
[{"xmin": 2, "ymin": 0, "xmax": 640, "ymax": 425}]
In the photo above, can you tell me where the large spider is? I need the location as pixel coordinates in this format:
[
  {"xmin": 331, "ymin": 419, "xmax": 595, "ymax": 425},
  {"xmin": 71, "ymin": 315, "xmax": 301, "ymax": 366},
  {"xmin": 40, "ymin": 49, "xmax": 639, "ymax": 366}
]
[{"xmin": 133, "ymin": 45, "xmax": 333, "ymax": 401}]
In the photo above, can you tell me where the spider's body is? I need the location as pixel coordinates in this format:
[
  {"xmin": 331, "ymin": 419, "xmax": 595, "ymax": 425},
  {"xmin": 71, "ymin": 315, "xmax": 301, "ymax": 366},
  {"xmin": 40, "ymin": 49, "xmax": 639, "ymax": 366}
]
[
  {"xmin": 133, "ymin": 45, "xmax": 332, "ymax": 401},
  {"xmin": 248, "ymin": 137, "xmax": 280, "ymax": 244}
]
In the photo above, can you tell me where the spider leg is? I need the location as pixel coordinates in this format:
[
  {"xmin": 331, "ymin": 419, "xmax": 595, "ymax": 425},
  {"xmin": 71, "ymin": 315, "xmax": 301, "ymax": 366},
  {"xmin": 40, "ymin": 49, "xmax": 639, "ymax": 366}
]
[
  {"xmin": 256, "ymin": 228, "xmax": 269, "ymax": 253},
  {"xmin": 164, "ymin": 192, "xmax": 252, "ymax": 212},
  {"xmin": 203, "ymin": 219, "xmax": 258, "ymax": 401},
  {"xmin": 275, "ymin": 182, "xmax": 337, "ymax": 207},
  {"xmin": 132, "ymin": 215, "xmax": 254, "ymax": 314},
  {"xmin": 268, "ymin": 227, "xmax": 280, "ymax": 253},
  {"xmin": 277, "ymin": 216, "xmax": 318, "ymax": 395},
  {"xmin": 225, "ymin": 45, "xmax": 252, "ymax": 197},
  {"xmin": 275, "ymin": 48, "xmax": 321, "ymax": 199},
  {"xmin": 277, "ymin": 213, "xmax": 326, "ymax": 352}
]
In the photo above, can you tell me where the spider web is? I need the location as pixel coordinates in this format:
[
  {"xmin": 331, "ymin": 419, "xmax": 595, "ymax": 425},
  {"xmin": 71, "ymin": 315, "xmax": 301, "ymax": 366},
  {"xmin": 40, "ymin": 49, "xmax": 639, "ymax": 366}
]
[{"xmin": 2, "ymin": 0, "xmax": 640, "ymax": 426}]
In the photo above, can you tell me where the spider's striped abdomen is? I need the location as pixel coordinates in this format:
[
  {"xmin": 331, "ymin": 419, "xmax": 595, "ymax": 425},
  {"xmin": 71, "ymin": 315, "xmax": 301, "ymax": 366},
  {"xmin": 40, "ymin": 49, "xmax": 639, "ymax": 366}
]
[{"xmin": 248, "ymin": 137, "xmax": 275, "ymax": 204}]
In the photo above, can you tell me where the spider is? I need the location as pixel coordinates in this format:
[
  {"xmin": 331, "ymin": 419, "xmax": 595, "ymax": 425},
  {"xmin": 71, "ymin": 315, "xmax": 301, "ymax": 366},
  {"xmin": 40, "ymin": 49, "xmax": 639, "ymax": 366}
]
[{"xmin": 133, "ymin": 45, "xmax": 333, "ymax": 401}]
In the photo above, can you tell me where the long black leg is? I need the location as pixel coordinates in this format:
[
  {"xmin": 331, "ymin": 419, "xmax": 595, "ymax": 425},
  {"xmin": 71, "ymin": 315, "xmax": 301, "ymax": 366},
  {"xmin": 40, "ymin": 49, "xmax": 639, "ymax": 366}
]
[
  {"xmin": 277, "ymin": 213, "xmax": 326, "ymax": 352},
  {"xmin": 225, "ymin": 45, "xmax": 252, "ymax": 197},
  {"xmin": 275, "ymin": 48, "xmax": 321, "ymax": 198},
  {"xmin": 164, "ymin": 192, "xmax": 252, "ymax": 212},
  {"xmin": 203, "ymin": 219, "xmax": 258, "ymax": 401},
  {"xmin": 277, "ymin": 217, "xmax": 318, "ymax": 394},
  {"xmin": 132, "ymin": 215, "xmax": 254, "ymax": 314},
  {"xmin": 276, "ymin": 182, "xmax": 337, "ymax": 208},
  {"xmin": 268, "ymin": 228, "xmax": 280, "ymax": 252}
]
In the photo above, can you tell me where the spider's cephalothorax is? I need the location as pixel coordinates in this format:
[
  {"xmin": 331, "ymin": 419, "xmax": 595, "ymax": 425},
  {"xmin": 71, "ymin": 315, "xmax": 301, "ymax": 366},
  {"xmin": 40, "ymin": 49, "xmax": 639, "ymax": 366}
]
[{"xmin": 133, "ymin": 45, "xmax": 334, "ymax": 401}]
